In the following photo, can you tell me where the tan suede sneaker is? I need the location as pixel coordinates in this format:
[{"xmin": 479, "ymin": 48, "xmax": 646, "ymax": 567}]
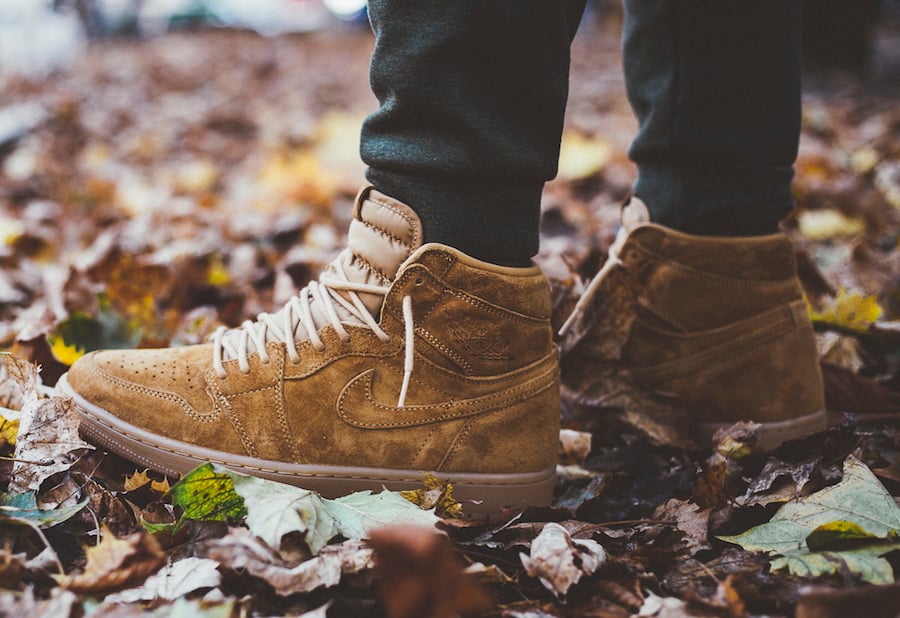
[
  {"xmin": 559, "ymin": 199, "xmax": 826, "ymax": 449},
  {"xmin": 58, "ymin": 187, "xmax": 559, "ymax": 517}
]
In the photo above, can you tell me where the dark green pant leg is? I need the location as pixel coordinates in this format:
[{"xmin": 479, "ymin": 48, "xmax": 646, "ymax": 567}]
[
  {"xmin": 362, "ymin": 1, "xmax": 586, "ymax": 265},
  {"xmin": 623, "ymin": 0, "xmax": 803, "ymax": 235}
]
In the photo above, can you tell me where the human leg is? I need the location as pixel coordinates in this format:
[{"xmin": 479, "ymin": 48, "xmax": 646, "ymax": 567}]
[
  {"xmin": 60, "ymin": 3, "xmax": 589, "ymax": 517},
  {"xmin": 363, "ymin": 0, "xmax": 585, "ymax": 265},
  {"xmin": 560, "ymin": 0, "xmax": 826, "ymax": 448}
]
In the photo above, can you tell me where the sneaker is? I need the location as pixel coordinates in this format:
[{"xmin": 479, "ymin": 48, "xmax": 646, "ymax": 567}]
[
  {"xmin": 559, "ymin": 198, "xmax": 827, "ymax": 449},
  {"xmin": 58, "ymin": 187, "xmax": 559, "ymax": 517}
]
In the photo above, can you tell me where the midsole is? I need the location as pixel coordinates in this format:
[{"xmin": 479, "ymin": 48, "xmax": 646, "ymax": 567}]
[
  {"xmin": 695, "ymin": 408, "xmax": 828, "ymax": 449},
  {"xmin": 57, "ymin": 373, "xmax": 555, "ymax": 508}
]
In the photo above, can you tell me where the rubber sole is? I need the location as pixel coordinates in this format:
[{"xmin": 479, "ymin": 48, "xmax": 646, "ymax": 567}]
[
  {"xmin": 57, "ymin": 373, "xmax": 555, "ymax": 520},
  {"xmin": 695, "ymin": 408, "xmax": 829, "ymax": 451}
]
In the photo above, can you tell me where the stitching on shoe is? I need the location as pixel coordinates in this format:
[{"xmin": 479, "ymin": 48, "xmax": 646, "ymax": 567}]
[
  {"xmin": 219, "ymin": 389, "xmax": 259, "ymax": 459},
  {"xmin": 408, "ymin": 424, "xmax": 440, "ymax": 468},
  {"xmin": 269, "ymin": 348, "xmax": 301, "ymax": 462},
  {"xmin": 415, "ymin": 327, "xmax": 472, "ymax": 374},
  {"xmin": 443, "ymin": 288, "xmax": 548, "ymax": 323},
  {"xmin": 354, "ymin": 254, "xmax": 392, "ymax": 285},
  {"xmin": 438, "ymin": 417, "xmax": 474, "ymax": 472},
  {"xmin": 367, "ymin": 196, "xmax": 420, "ymax": 248},
  {"xmin": 360, "ymin": 218, "xmax": 413, "ymax": 252},
  {"xmin": 337, "ymin": 366, "xmax": 557, "ymax": 427},
  {"xmin": 93, "ymin": 365, "xmax": 219, "ymax": 422}
]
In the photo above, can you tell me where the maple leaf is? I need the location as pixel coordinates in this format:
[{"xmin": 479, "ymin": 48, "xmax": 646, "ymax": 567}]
[{"xmin": 59, "ymin": 528, "xmax": 166, "ymax": 595}]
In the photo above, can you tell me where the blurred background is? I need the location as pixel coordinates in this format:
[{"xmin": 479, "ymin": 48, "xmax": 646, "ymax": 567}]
[{"xmin": 0, "ymin": 0, "xmax": 898, "ymax": 392}]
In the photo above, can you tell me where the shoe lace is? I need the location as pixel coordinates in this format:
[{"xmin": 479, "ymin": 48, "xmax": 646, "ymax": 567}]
[{"xmin": 211, "ymin": 251, "xmax": 417, "ymax": 407}]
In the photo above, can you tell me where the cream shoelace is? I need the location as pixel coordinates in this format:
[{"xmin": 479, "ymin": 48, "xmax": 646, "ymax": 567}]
[{"xmin": 211, "ymin": 252, "xmax": 417, "ymax": 407}]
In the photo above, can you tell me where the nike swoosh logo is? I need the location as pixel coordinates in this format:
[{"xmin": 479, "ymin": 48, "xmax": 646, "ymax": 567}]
[{"xmin": 337, "ymin": 361, "xmax": 558, "ymax": 429}]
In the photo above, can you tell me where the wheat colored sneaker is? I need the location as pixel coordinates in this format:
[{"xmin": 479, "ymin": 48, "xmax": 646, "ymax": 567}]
[
  {"xmin": 559, "ymin": 198, "xmax": 827, "ymax": 450},
  {"xmin": 58, "ymin": 187, "xmax": 559, "ymax": 517}
]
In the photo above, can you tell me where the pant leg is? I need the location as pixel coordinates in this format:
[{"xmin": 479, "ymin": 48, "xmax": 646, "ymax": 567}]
[
  {"xmin": 623, "ymin": 0, "xmax": 803, "ymax": 236},
  {"xmin": 362, "ymin": 1, "xmax": 586, "ymax": 266}
]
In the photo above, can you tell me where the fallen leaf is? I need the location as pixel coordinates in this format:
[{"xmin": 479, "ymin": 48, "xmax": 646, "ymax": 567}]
[
  {"xmin": 60, "ymin": 528, "xmax": 166, "ymax": 595},
  {"xmin": 653, "ymin": 499, "xmax": 711, "ymax": 554},
  {"xmin": 168, "ymin": 462, "xmax": 248, "ymax": 527},
  {"xmin": 809, "ymin": 287, "xmax": 883, "ymax": 333},
  {"xmin": 104, "ymin": 557, "xmax": 221, "ymax": 603},
  {"xmin": 559, "ymin": 429, "xmax": 592, "ymax": 466},
  {"xmin": 322, "ymin": 489, "xmax": 442, "ymax": 546},
  {"xmin": 736, "ymin": 457, "xmax": 818, "ymax": 507},
  {"xmin": 519, "ymin": 522, "xmax": 606, "ymax": 600},
  {"xmin": 204, "ymin": 528, "xmax": 373, "ymax": 596},
  {"xmin": 399, "ymin": 473, "xmax": 463, "ymax": 518},
  {"xmin": 720, "ymin": 455, "xmax": 900, "ymax": 584},
  {"xmin": 124, "ymin": 469, "xmax": 169, "ymax": 493},
  {"xmin": 370, "ymin": 525, "xmax": 491, "ymax": 618},
  {"xmin": 798, "ymin": 209, "xmax": 865, "ymax": 240},
  {"xmin": 0, "ymin": 490, "xmax": 88, "ymax": 528},
  {"xmin": 0, "ymin": 410, "xmax": 18, "ymax": 448},
  {"xmin": 226, "ymin": 470, "xmax": 338, "ymax": 555},
  {"xmin": 557, "ymin": 130, "xmax": 613, "ymax": 181},
  {"xmin": 10, "ymin": 378, "xmax": 93, "ymax": 493}
]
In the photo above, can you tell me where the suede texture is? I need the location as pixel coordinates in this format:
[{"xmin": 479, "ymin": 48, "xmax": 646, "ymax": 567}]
[
  {"xmin": 66, "ymin": 245, "xmax": 559, "ymax": 476},
  {"xmin": 561, "ymin": 221, "xmax": 824, "ymax": 430}
]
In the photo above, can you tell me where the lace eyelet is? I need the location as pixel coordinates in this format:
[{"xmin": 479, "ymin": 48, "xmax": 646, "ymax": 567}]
[{"xmin": 414, "ymin": 276, "xmax": 424, "ymax": 286}]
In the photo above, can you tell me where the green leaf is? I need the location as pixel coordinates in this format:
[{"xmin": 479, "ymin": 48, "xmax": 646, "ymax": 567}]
[
  {"xmin": 0, "ymin": 491, "xmax": 88, "ymax": 528},
  {"xmin": 773, "ymin": 544, "xmax": 900, "ymax": 586},
  {"xmin": 170, "ymin": 463, "xmax": 248, "ymax": 524},
  {"xmin": 719, "ymin": 455, "xmax": 900, "ymax": 584},
  {"xmin": 213, "ymin": 466, "xmax": 439, "ymax": 554},
  {"xmin": 225, "ymin": 470, "xmax": 339, "ymax": 554},
  {"xmin": 324, "ymin": 490, "xmax": 441, "ymax": 541}
]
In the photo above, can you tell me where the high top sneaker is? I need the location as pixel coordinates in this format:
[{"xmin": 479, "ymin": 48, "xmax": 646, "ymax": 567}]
[
  {"xmin": 59, "ymin": 187, "xmax": 559, "ymax": 517},
  {"xmin": 559, "ymin": 198, "xmax": 826, "ymax": 449}
]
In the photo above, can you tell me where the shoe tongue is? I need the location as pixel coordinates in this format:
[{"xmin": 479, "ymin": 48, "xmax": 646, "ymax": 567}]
[{"xmin": 335, "ymin": 188, "xmax": 423, "ymax": 315}]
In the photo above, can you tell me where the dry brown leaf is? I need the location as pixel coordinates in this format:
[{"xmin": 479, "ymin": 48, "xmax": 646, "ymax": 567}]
[
  {"xmin": 9, "ymin": 363, "xmax": 93, "ymax": 493},
  {"xmin": 653, "ymin": 499, "xmax": 711, "ymax": 555},
  {"xmin": 519, "ymin": 522, "xmax": 606, "ymax": 601},
  {"xmin": 371, "ymin": 525, "xmax": 491, "ymax": 618},
  {"xmin": 559, "ymin": 429, "xmax": 592, "ymax": 466},
  {"xmin": 204, "ymin": 528, "xmax": 373, "ymax": 596},
  {"xmin": 59, "ymin": 528, "xmax": 166, "ymax": 595}
]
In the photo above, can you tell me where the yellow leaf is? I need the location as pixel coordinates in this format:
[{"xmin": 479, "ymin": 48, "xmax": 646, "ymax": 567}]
[
  {"xmin": 400, "ymin": 473, "xmax": 463, "ymax": 518},
  {"xmin": 124, "ymin": 469, "xmax": 151, "ymax": 491},
  {"xmin": 557, "ymin": 131, "xmax": 612, "ymax": 181},
  {"xmin": 206, "ymin": 254, "xmax": 231, "ymax": 287},
  {"xmin": 809, "ymin": 287, "xmax": 883, "ymax": 333},
  {"xmin": 0, "ymin": 413, "xmax": 18, "ymax": 448},
  {"xmin": 47, "ymin": 333, "xmax": 86, "ymax": 366},
  {"xmin": 798, "ymin": 209, "xmax": 865, "ymax": 240},
  {"xmin": 850, "ymin": 146, "xmax": 879, "ymax": 175},
  {"xmin": 0, "ymin": 216, "xmax": 25, "ymax": 246},
  {"xmin": 125, "ymin": 469, "xmax": 170, "ymax": 493}
]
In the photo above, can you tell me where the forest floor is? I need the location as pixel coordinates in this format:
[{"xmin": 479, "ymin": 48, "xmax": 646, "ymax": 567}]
[{"xmin": 1, "ymin": 9, "xmax": 900, "ymax": 617}]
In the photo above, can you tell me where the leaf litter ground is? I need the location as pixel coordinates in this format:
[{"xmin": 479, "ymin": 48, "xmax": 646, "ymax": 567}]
[{"xmin": 1, "ymin": 11, "xmax": 900, "ymax": 618}]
